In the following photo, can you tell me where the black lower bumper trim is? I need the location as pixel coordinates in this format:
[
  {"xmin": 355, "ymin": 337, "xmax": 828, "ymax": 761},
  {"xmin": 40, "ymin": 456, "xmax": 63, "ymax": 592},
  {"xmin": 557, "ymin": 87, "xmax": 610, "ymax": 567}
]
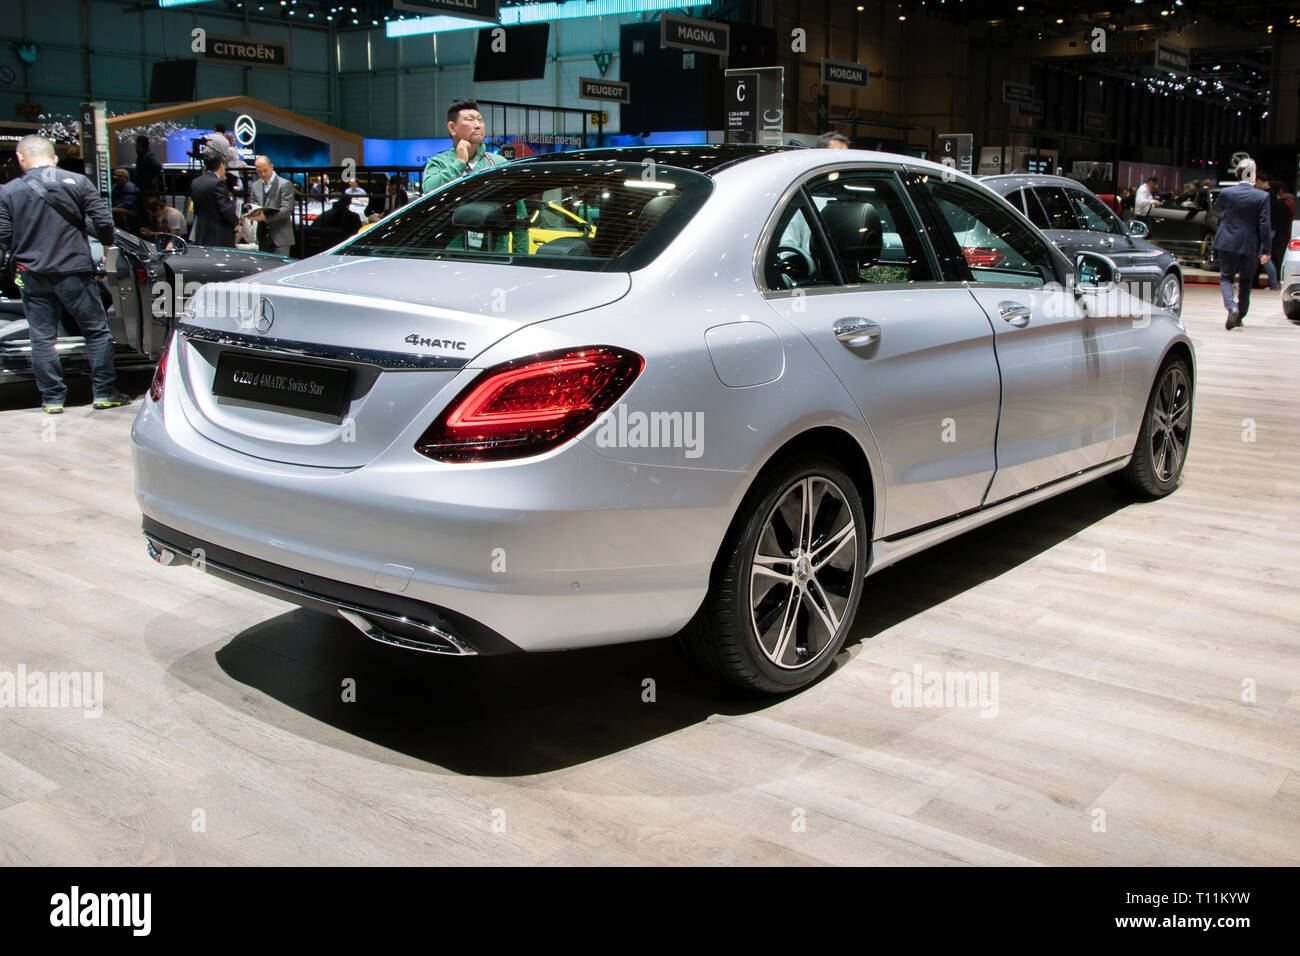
[{"xmin": 141, "ymin": 516, "xmax": 521, "ymax": 656}]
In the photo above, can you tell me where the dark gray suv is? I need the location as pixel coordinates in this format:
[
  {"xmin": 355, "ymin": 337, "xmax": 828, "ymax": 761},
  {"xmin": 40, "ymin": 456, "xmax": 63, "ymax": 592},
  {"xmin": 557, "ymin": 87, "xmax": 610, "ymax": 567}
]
[{"xmin": 983, "ymin": 174, "xmax": 1183, "ymax": 316}]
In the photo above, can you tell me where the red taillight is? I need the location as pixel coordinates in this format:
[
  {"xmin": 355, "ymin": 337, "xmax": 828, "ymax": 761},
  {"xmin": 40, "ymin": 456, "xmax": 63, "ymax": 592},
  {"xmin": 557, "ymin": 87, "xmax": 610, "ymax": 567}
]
[
  {"xmin": 963, "ymin": 246, "xmax": 1006, "ymax": 268},
  {"xmin": 1289, "ymin": 238, "xmax": 1300, "ymax": 251},
  {"xmin": 415, "ymin": 346, "xmax": 644, "ymax": 462},
  {"xmin": 136, "ymin": 267, "xmax": 148, "ymax": 283},
  {"xmin": 149, "ymin": 339, "xmax": 169, "ymax": 403}
]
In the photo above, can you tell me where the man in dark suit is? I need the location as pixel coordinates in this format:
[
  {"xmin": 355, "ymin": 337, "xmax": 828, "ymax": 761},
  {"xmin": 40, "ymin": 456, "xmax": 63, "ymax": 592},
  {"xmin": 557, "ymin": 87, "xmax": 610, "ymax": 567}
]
[
  {"xmin": 1213, "ymin": 157, "xmax": 1271, "ymax": 329},
  {"xmin": 190, "ymin": 154, "xmax": 237, "ymax": 248},
  {"xmin": 365, "ymin": 174, "xmax": 409, "ymax": 220},
  {"xmin": 131, "ymin": 135, "xmax": 163, "ymax": 199}
]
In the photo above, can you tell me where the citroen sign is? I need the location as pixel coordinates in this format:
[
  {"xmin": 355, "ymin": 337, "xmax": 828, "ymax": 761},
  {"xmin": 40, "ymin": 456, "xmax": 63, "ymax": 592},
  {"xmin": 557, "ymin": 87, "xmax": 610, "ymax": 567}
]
[{"xmin": 234, "ymin": 114, "xmax": 257, "ymax": 147}]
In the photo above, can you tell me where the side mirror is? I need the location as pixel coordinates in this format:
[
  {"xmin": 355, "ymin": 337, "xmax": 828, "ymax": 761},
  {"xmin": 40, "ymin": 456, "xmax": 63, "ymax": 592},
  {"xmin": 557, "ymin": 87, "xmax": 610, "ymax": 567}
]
[
  {"xmin": 155, "ymin": 234, "xmax": 188, "ymax": 256},
  {"xmin": 1127, "ymin": 219, "xmax": 1149, "ymax": 238},
  {"xmin": 1075, "ymin": 252, "xmax": 1119, "ymax": 292}
]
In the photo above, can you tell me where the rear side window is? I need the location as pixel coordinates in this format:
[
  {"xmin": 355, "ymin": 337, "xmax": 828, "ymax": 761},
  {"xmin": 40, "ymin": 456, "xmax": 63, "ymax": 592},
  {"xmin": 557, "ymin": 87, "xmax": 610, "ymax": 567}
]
[
  {"xmin": 341, "ymin": 161, "xmax": 712, "ymax": 271},
  {"xmin": 1031, "ymin": 186, "xmax": 1079, "ymax": 231},
  {"xmin": 1017, "ymin": 188, "xmax": 1052, "ymax": 230},
  {"xmin": 805, "ymin": 169, "xmax": 936, "ymax": 284},
  {"xmin": 763, "ymin": 194, "xmax": 840, "ymax": 290}
]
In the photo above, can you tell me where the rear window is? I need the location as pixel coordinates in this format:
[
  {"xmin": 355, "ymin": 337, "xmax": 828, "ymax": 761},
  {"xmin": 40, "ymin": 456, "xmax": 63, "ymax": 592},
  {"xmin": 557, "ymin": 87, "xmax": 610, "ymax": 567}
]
[{"xmin": 340, "ymin": 161, "xmax": 712, "ymax": 271}]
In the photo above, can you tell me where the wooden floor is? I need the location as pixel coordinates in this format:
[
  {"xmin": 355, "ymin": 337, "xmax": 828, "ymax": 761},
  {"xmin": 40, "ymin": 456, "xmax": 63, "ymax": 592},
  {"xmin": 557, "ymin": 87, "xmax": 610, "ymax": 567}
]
[{"xmin": 1, "ymin": 286, "xmax": 1297, "ymax": 866}]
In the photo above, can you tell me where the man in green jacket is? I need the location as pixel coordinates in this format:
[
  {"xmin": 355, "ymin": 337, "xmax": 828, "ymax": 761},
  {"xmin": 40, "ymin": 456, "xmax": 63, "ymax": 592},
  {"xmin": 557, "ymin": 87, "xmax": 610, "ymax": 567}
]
[
  {"xmin": 422, "ymin": 97, "xmax": 526, "ymax": 253},
  {"xmin": 421, "ymin": 98, "xmax": 508, "ymax": 194}
]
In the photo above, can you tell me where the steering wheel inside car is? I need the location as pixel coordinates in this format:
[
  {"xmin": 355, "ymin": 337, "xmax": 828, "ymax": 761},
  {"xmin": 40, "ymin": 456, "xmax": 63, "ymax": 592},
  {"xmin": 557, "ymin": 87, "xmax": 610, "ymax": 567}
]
[{"xmin": 774, "ymin": 245, "xmax": 817, "ymax": 287}]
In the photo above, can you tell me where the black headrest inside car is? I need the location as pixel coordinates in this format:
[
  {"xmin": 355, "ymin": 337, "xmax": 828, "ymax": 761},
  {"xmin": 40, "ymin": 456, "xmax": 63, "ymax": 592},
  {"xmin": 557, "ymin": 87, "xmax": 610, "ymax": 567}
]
[
  {"xmin": 535, "ymin": 236, "xmax": 592, "ymax": 257},
  {"xmin": 640, "ymin": 195, "xmax": 676, "ymax": 224},
  {"xmin": 451, "ymin": 201, "xmax": 518, "ymax": 230},
  {"xmin": 820, "ymin": 200, "xmax": 883, "ymax": 273}
]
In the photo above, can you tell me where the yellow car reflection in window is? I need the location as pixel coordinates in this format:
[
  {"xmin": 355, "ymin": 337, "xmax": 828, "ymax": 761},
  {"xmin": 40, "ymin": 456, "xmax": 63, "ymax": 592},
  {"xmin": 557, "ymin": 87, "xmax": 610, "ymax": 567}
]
[{"xmin": 512, "ymin": 199, "xmax": 595, "ymax": 254}]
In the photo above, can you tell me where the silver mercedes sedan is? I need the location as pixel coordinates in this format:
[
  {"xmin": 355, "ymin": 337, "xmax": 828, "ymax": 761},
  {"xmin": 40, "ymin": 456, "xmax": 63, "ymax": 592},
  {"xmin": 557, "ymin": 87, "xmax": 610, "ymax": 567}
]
[{"xmin": 132, "ymin": 145, "xmax": 1195, "ymax": 694}]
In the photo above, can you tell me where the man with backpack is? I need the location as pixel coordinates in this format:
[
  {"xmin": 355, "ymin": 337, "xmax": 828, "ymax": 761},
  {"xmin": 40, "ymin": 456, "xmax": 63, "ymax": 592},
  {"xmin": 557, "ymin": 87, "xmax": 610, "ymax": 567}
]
[{"xmin": 0, "ymin": 134, "xmax": 128, "ymax": 413}]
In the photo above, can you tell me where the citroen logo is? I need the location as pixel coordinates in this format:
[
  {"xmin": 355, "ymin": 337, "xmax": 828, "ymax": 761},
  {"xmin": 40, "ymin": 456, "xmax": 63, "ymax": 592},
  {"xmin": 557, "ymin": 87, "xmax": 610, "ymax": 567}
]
[
  {"xmin": 254, "ymin": 297, "xmax": 274, "ymax": 334},
  {"xmin": 234, "ymin": 114, "xmax": 258, "ymax": 147}
]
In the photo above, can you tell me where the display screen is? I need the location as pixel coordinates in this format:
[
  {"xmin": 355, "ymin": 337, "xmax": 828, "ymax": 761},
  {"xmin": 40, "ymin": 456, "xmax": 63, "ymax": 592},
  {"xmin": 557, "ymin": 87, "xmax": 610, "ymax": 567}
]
[
  {"xmin": 149, "ymin": 60, "xmax": 197, "ymax": 105},
  {"xmin": 473, "ymin": 24, "xmax": 550, "ymax": 82}
]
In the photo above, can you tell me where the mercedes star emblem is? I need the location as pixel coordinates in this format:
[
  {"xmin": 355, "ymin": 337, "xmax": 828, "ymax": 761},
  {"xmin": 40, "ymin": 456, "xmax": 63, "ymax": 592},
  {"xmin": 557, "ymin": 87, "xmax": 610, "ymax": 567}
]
[{"xmin": 254, "ymin": 298, "xmax": 274, "ymax": 334}]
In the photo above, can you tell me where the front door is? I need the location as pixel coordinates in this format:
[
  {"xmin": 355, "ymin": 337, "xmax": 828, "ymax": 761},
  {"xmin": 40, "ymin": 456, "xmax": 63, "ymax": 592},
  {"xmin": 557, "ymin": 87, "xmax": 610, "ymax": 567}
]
[{"xmin": 914, "ymin": 176, "xmax": 1124, "ymax": 503}]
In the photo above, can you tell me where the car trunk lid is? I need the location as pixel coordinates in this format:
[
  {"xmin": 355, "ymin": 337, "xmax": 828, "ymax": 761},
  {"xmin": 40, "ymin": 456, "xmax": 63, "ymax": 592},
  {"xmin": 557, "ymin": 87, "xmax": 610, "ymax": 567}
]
[{"xmin": 174, "ymin": 255, "xmax": 630, "ymax": 467}]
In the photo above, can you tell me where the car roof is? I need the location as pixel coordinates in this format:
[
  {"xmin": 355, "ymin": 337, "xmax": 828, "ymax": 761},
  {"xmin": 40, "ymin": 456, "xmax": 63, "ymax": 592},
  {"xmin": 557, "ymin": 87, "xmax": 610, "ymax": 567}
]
[
  {"xmin": 517, "ymin": 144, "xmax": 979, "ymax": 184},
  {"xmin": 981, "ymin": 173, "xmax": 1094, "ymax": 193},
  {"xmin": 522, "ymin": 145, "xmax": 794, "ymax": 174}
]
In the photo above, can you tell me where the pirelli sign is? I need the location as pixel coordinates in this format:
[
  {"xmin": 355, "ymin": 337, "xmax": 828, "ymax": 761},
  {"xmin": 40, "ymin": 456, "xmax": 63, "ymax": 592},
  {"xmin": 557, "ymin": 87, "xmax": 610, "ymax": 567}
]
[{"xmin": 200, "ymin": 35, "xmax": 290, "ymax": 70}]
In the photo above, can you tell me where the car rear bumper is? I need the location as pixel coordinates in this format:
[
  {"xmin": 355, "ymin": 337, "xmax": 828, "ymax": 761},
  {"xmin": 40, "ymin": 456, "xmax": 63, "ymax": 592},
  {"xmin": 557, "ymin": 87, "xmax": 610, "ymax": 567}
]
[
  {"xmin": 130, "ymin": 390, "xmax": 742, "ymax": 653},
  {"xmin": 142, "ymin": 516, "xmax": 513, "ymax": 655}
]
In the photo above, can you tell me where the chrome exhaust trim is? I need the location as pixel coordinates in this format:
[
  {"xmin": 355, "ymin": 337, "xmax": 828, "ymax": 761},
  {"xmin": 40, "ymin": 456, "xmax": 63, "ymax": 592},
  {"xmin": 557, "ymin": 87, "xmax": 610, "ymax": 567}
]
[
  {"xmin": 143, "ymin": 533, "xmax": 477, "ymax": 656},
  {"xmin": 336, "ymin": 608, "xmax": 474, "ymax": 656},
  {"xmin": 147, "ymin": 540, "xmax": 176, "ymax": 565}
]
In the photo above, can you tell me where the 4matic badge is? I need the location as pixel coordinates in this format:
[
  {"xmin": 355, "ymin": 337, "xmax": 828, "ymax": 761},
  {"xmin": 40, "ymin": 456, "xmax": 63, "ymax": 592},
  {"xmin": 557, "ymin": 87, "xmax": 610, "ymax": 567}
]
[{"xmin": 405, "ymin": 334, "xmax": 467, "ymax": 350}]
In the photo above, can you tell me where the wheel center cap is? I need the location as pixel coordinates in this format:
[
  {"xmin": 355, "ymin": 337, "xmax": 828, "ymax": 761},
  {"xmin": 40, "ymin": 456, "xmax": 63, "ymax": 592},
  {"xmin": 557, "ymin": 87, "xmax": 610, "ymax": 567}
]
[{"xmin": 793, "ymin": 554, "xmax": 811, "ymax": 583}]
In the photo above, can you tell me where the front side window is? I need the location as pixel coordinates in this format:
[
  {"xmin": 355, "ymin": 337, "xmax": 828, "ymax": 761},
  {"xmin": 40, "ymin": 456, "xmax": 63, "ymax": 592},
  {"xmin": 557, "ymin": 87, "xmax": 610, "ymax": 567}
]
[
  {"xmin": 342, "ymin": 161, "xmax": 711, "ymax": 271},
  {"xmin": 920, "ymin": 179, "xmax": 1058, "ymax": 287},
  {"xmin": 1068, "ymin": 188, "xmax": 1124, "ymax": 235},
  {"xmin": 805, "ymin": 170, "xmax": 936, "ymax": 284}
]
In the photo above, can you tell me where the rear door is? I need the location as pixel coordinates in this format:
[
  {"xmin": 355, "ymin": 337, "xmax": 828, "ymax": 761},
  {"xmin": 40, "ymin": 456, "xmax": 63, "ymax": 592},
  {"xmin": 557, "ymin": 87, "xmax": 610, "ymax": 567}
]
[
  {"xmin": 761, "ymin": 165, "xmax": 1001, "ymax": 538},
  {"xmin": 914, "ymin": 175, "xmax": 1124, "ymax": 503}
]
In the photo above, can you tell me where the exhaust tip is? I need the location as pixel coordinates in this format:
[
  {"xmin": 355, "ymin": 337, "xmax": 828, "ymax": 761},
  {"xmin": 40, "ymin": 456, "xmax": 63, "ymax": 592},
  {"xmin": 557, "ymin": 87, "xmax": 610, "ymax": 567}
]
[
  {"xmin": 337, "ymin": 608, "xmax": 476, "ymax": 656},
  {"xmin": 147, "ymin": 540, "xmax": 176, "ymax": 565}
]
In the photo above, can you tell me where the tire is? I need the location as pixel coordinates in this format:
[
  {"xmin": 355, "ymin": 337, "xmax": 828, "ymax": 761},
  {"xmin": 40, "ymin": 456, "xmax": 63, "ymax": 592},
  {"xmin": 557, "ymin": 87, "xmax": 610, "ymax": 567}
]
[
  {"xmin": 1284, "ymin": 298, "xmax": 1300, "ymax": 325},
  {"xmin": 677, "ymin": 456, "xmax": 868, "ymax": 694},
  {"xmin": 1156, "ymin": 270, "xmax": 1182, "ymax": 317},
  {"xmin": 1109, "ymin": 356, "xmax": 1193, "ymax": 499}
]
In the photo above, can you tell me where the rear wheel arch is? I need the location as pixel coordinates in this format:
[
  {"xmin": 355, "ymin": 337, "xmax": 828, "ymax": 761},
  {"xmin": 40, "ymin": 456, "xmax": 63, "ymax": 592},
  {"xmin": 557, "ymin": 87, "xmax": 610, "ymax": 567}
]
[
  {"xmin": 722, "ymin": 426, "xmax": 878, "ymax": 568},
  {"xmin": 1161, "ymin": 341, "xmax": 1195, "ymax": 390}
]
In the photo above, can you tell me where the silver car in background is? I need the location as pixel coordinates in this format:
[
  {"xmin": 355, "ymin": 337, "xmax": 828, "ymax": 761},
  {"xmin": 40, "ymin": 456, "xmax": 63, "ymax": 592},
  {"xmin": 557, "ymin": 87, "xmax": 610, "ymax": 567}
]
[
  {"xmin": 1284, "ymin": 219, "xmax": 1300, "ymax": 324},
  {"xmin": 983, "ymin": 173, "xmax": 1184, "ymax": 316},
  {"xmin": 132, "ymin": 146, "xmax": 1195, "ymax": 694}
]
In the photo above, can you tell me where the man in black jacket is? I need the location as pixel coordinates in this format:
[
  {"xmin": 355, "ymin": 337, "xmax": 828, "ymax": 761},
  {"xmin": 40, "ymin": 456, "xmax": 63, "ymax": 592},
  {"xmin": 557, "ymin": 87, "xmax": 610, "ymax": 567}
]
[
  {"xmin": 131, "ymin": 135, "xmax": 163, "ymax": 199},
  {"xmin": 190, "ymin": 153, "xmax": 238, "ymax": 247},
  {"xmin": 0, "ymin": 134, "xmax": 127, "ymax": 413}
]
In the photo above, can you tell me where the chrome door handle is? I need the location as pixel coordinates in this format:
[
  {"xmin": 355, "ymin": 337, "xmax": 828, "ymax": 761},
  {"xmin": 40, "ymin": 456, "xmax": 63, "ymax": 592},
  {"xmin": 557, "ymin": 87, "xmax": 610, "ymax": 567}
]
[
  {"xmin": 998, "ymin": 301, "xmax": 1031, "ymax": 327},
  {"xmin": 1099, "ymin": 237, "xmax": 1115, "ymax": 246},
  {"xmin": 833, "ymin": 317, "xmax": 881, "ymax": 348}
]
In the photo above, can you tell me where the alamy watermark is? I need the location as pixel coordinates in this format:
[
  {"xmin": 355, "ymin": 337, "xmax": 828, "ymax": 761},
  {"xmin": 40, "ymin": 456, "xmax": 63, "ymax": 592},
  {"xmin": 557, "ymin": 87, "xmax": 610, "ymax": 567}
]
[
  {"xmin": 890, "ymin": 664, "xmax": 999, "ymax": 718},
  {"xmin": 594, "ymin": 404, "xmax": 704, "ymax": 459},
  {"xmin": 0, "ymin": 665, "xmax": 103, "ymax": 718}
]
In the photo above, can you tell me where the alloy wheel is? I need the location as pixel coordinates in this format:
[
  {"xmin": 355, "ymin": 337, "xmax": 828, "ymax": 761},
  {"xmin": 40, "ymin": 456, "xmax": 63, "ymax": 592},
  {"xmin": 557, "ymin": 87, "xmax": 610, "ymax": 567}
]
[
  {"xmin": 749, "ymin": 476, "xmax": 858, "ymax": 670},
  {"xmin": 1149, "ymin": 364, "xmax": 1191, "ymax": 483},
  {"xmin": 1158, "ymin": 274, "xmax": 1181, "ymax": 314}
]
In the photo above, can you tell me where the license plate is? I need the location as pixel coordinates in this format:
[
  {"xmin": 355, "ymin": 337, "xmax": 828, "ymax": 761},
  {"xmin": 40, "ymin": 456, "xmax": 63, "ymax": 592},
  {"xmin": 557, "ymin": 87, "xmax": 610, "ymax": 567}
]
[{"xmin": 212, "ymin": 352, "xmax": 350, "ymax": 416}]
